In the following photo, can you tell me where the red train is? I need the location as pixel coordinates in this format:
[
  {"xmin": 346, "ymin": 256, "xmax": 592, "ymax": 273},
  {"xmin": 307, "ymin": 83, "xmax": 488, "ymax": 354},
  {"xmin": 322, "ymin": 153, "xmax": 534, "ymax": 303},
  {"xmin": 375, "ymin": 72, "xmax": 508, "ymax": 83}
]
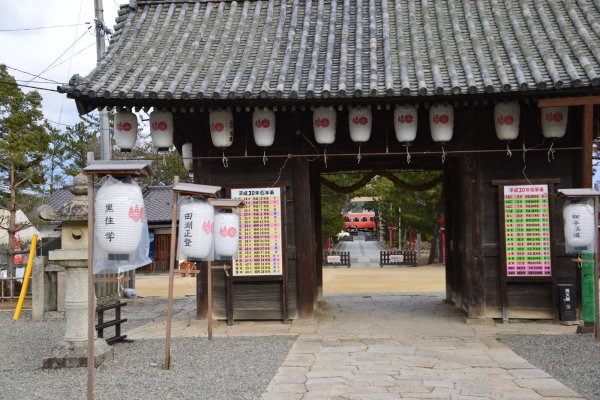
[{"xmin": 344, "ymin": 211, "xmax": 377, "ymax": 232}]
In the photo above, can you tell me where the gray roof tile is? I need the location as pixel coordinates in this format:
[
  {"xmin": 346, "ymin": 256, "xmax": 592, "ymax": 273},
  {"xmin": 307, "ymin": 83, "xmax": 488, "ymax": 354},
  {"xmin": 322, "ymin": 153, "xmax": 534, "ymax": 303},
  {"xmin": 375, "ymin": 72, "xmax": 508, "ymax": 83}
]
[
  {"xmin": 48, "ymin": 186, "xmax": 172, "ymax": 223},
  {"xmin": 60, "ymin": 0, "xmax": 600, "ymax": 105}
]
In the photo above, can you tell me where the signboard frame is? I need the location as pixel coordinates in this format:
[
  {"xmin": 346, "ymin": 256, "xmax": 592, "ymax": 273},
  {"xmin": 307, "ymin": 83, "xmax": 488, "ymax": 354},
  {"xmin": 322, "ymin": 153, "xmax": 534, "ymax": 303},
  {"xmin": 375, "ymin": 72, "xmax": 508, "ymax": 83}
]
[
  {"xmin": 224, "ymin": 184, "xmax": 288, "ymax": 324},
  {"xmin": 493, "ymin": 179, "xmax": 560, "ymax": 323}
]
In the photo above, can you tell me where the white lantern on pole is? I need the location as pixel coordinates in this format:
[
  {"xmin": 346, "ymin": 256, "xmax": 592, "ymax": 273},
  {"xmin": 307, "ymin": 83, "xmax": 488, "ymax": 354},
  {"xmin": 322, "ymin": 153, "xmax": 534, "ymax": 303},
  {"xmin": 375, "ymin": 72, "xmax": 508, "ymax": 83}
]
[
  {"xmin": 564, "ymin": 202, "xmax": 595, "ymax": 251},
  {"xmin": 214, "ymin": 213, "xmax": 240, "ymax": 257},
  {"xmin": 210, "ymin": 109, "xmax": 234, "ymax": 149},
  {"xmin": 178, "ymin": 200, "xmax": 214, "ymax": 259},
  {"xmin": 150, "ymin": 110, "xmax": 174, "ymax": 151},
  {"xmin": 394, "ymin": 105, "xmax": 418, "ymax": 145},
  {"xmin": 541, "ymin": 106, "xmax": 568, "ymax": 142},
  {"xmin": 349, "ymin": 106, "xmax": 372, "ymax": 163},
  {"xmin": 95, "ymin": 180, "xmax": 145, "ymax": 255},
  {"xmin": 253, "ymin": 108, "xmax": 276, "ymax": 165},
  {"xmin": 494, "ymin": 101, "xmax": 520, "ymax": 142},
  {"xmin": 429, "ymin": 103, "xmax": 454, "ymax": 144},
  {"xmin": 348, "ymin": 106, "xmax": 372, "ymax": 144},
  {"xmin": 313, "ymin": 106, "xmax": 337, "ymax": 145},
  {"xmin": 114, "ymin": 111, "xmax": 138, "ymax": 151},
  {"xmin": 252, "ymin": 108, "xmax": 276, "ymax": 148},
  {"xmin": 182, "ymin": 143, "xmax": 193, "ymax": 171}
]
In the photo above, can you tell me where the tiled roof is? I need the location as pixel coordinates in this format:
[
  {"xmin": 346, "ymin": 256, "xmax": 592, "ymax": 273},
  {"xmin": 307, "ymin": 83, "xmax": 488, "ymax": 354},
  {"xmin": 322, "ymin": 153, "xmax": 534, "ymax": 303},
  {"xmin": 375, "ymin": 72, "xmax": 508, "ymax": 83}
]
[
  {"xmin": 60, "ymin": 0, "xmax": 600, "ymax": 105},
  {"xmin": 47, "ymin": 186, "xmax": 173, "ymax": 223}
]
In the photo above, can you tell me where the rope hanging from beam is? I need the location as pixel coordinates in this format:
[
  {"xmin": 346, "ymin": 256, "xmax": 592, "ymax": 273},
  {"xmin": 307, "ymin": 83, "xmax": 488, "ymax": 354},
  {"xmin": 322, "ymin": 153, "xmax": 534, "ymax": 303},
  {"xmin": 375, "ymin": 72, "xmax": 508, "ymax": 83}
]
[{"xmin": 320, "ymin": 171, "xmax": 443, "ymax": 193}]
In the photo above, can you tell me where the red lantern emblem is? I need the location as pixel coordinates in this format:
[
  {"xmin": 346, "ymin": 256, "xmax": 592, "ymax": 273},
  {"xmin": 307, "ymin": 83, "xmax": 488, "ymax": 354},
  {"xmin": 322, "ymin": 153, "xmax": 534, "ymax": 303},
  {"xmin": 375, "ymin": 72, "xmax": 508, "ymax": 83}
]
[
  {"xmin": 553, "ymin": 112, "xmax": 564, "ymax": 122},
  {"xmin": 255, "ymin": 119, "xmax": 271, "ymax": 128},
  {"xmin": 315, "ymin": 118, "xmax": 330, "ymax": 128},
  {"xmin": 202, "ymin": 220, "xmax": 214, "ymax": 234},
  {"xmin": 152, "ymin": 121, "xmax": 168, "ymax": 131},
  {"xmin": 398, "ymin": 114, "xmax": 414, "ymax": 124},
  {"xmin": 352, "ymin": 116, "xmax": 368, "ymax": 125},
  {"xmin": 219, "ymin": 226, "xmax": 228, "ymax": 237},
  {"xmin": 433, "ymin": 114, "xmax": 449, "ymax": 124},
  {"xmin": 128, "ymin": 205, "xmax": 145, "ymax": 222},
  {"xmin": 227, "ymin": 227, "xmax": 237, "ymax": 237},
  {"xmin": 117, "ymin": 122, "xmax": 132, "ymax": 131},
  {"xmin": 212, "ymin": 122, "xmax": 224, "ymax": 132},
  {"xmin": 497, "ymin": 115, "xmax": 514, "ymax": 125}
]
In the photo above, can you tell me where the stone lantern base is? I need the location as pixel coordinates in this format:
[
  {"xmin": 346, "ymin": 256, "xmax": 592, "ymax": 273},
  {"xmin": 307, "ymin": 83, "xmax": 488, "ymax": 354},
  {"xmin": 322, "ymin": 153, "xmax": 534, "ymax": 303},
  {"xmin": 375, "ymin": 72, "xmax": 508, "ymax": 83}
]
[{"xmin": 43, "ymin": 339, "xmax": 113, "ymax": 369}]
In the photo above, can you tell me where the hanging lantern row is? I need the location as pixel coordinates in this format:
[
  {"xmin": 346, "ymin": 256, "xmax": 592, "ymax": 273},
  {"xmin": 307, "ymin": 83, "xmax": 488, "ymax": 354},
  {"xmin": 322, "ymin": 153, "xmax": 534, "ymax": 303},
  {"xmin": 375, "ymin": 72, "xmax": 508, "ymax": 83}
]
[
  {"xmin": 113, "ymin": 105, "xmax": 569, "ymax": 162},
  {"xmin": 178, "ymin": 200, "xmax": 240, "ymax": 259},
  {"xmin": 493, "ymin": 103, "xmax": 568, "ymax": 143}
]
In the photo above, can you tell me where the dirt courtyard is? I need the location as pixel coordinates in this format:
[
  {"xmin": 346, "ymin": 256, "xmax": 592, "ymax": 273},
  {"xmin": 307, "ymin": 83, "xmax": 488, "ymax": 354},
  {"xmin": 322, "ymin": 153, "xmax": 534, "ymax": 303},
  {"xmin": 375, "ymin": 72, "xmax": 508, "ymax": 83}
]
[{"xmin": 134, "ymin": 264, "xmax": 446, "ymax": 297}]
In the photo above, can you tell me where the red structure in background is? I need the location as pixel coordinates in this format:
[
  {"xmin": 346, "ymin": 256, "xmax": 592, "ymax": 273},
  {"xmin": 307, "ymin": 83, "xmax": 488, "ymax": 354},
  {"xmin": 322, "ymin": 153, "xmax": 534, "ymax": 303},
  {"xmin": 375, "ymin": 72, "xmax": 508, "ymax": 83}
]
[
  {"xmin": 344, "ymin": 211, "xmax": 377, "ymax": 231},
  {"xmin": 387, "ymin": 222, "xmax": 397, "ymax": 247}
]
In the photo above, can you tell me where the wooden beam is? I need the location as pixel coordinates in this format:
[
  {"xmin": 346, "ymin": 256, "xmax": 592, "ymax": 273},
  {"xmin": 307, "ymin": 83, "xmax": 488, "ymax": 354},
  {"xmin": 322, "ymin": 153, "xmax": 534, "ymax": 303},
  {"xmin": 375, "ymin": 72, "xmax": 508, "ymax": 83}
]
[
  {"xmin": 293, "ymin": 158, "xmax": 316, "ymax": 318},
  {"xmin": 583, "ymin": 104, "xmax": 594, "ymax": 188},
  {"xmin": 538, "ymin": 96, "xmax": 600, "ymax": 107}
]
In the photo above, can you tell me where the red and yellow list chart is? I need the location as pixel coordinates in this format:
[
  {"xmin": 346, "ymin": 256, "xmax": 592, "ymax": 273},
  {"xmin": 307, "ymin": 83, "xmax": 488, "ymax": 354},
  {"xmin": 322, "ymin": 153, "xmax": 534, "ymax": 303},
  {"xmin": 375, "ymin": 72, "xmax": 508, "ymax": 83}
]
[
  {"xmin": 503, "ymin": 184, "xmax": 551, "ymax": 277},
  {"xmin": 231, "ymin": 188, "xmax": 282, "ymax": 276}
]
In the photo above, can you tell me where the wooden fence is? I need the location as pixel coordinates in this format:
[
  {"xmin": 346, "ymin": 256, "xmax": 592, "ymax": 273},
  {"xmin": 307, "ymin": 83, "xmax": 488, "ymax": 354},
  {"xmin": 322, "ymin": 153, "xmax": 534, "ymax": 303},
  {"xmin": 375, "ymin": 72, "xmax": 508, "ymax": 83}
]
[
  {"xmin": 324, "ymin": 251, "xmax": 351, "ymax": 267},
  {"xmin": 379, "ymin": 250, "xmax": 418, "ymax": 267}
]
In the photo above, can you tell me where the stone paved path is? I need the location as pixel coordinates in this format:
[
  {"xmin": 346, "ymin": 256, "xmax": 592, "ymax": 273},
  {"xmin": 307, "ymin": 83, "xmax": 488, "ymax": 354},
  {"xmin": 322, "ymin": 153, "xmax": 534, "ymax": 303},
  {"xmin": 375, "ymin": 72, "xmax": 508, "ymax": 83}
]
[{"xmin": 122, "ymin": 293, "xmax": 583, "ymax": 399}]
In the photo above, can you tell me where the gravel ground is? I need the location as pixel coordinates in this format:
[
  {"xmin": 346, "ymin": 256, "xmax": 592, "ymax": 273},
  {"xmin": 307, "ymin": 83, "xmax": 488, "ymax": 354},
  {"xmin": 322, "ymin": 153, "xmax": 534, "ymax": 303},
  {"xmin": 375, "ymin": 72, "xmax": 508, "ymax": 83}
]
[
  {"xmin": 0, "ymin": 311, "xmax": 295, "ymax": 400},
  {"xmin": 500, "ymin": 334, "xmax": 600, "ymax": 400}
]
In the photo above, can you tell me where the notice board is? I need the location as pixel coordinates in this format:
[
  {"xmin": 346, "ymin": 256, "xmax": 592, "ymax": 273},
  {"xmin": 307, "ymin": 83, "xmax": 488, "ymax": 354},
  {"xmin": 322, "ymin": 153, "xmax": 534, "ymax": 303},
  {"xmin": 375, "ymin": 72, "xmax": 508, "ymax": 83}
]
[
  {"xmin": 493, "ymin": 179, "xmax": 559, "ymax": 323},
  {"xmin": 231, "ymin": 187, "xmax": 283, "ymax": 276},
  {"xmin": 503, "ymin": 184, "xmax": 552, "ymax": 277}
]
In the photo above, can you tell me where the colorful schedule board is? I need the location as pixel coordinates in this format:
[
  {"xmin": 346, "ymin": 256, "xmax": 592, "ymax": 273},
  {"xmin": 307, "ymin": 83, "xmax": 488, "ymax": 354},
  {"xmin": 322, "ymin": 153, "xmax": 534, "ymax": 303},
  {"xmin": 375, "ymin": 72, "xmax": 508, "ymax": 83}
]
[
  {"xmin": 231, "ymin": 187, "xmax": 283, "ymax": 276},
  {"xmin": 503, "ymin": 184, "xmax": 551, "ymax": 277}
]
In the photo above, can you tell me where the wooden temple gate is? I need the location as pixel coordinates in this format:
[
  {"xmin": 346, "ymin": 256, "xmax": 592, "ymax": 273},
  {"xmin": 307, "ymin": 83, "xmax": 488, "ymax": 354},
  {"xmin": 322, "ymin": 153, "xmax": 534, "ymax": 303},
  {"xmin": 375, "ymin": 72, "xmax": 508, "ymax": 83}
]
[{"xmin": 60, "ymin": 0, "xmax": 600, "ymax": 321}]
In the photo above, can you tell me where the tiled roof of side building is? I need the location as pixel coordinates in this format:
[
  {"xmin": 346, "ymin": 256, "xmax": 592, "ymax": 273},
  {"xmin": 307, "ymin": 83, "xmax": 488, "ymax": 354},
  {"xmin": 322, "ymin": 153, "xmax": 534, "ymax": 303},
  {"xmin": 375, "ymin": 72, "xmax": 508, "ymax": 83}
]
[
  {"xmin": 60, "ymin": 0, "xmax": 600, "ymax": 108},
  {"xmin": 47, "ymin": 186, "xmax": 173, "ymax": 223}
]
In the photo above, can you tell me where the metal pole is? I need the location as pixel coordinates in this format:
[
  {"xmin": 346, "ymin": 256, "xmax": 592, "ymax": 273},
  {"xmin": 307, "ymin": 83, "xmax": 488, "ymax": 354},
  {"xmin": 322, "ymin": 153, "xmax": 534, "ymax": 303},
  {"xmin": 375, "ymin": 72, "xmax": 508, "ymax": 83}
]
[
  {"xmin": 94, "ymin": 0, "xmax": 111, "ymax": 160},
  {"xmin": 595, "ymin": 197, "xmax": 599, "ymax": 342},
  {"xmin": 164, "ymin": 176, "xmax": 179, "ymax": 369},
  {"xmin": 86, "ymin": 153, "xmax": 96, "ymax": 400},
  {"xmin": 208, "ymin": 261, "xmax": 213, "ymax": 340}
]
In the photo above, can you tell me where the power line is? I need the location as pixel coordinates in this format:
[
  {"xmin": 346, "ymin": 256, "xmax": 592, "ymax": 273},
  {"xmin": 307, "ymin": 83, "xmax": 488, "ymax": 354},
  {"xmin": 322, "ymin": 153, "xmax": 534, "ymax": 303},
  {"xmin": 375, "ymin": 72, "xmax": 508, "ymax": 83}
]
[
  {"xmin": 0, "ymin": 80, "xmax": 59, "ymax": 93},
  {"xmin": 0, "ymin": 22, "xmax": 90, "ymax": 32},
  {"xmin": 24, "ymin": 28, "xmax": 92, "ymax": 85},
  {"xmin": 46, "ymin": 42, "xmax": 95, "ymax": 72},
  {"xmin": 4, "ymin": 65, "xmax": 62, "ymax": 84}
]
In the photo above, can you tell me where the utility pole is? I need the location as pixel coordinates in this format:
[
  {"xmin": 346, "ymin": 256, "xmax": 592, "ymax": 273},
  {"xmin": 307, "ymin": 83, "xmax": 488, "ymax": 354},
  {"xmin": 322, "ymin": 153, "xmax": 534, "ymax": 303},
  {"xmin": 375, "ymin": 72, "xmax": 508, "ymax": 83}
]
[{"xmin": 95, "ymin": 0, "xmax": 111, "ymax": 160}]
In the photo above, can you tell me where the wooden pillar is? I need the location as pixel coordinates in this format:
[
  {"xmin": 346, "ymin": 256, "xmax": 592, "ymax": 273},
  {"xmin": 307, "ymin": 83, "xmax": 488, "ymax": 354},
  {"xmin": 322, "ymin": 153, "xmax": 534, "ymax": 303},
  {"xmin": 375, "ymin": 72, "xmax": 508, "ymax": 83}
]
[
  {"xmin": 293, "ymin": 158, "xmax": 316, "ymax": 318},
  {"xmin": 583, "ymin": 104, "xmax": 593, "ymax": 188},
  {"xmin": 464, "ymin": 155, "xmax": 485, "ymax": 318},
  {"xmin": 312, "ymin": 167, "xmax": 324, "ymax": 302}
]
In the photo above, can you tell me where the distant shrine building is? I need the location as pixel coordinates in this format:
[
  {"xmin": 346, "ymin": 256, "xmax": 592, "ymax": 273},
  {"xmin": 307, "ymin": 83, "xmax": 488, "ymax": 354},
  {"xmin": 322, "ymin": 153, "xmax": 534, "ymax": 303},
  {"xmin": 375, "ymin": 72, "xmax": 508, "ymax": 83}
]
[{"xmin": 61, "ymin": 0, "xmax": 600, "ymax": 321}]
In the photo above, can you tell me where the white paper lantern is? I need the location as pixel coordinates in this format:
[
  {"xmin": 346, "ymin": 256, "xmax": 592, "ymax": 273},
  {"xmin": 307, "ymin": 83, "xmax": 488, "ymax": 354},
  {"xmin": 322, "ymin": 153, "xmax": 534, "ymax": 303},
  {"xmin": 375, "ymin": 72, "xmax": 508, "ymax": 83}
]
[
  {"xmin": 253, "ymin": 109, "xmax": 276, "ymax": 148},
  {"xmin": 348, "ymin": 106, "xmax": 372, "ymax": 144},
  {"xmin": 564, "ymin": 202, "xmax": 595, "ymax": 249},
  {"xmin": 114, "ymin": 111, "xmax": 138, "ymax": 151},
  {"xmin": 182, "ymin": 143, "xmax": 193, "ymax": 171},
  {"xmin": 313, "ymin": 106, "xmax": 337, "ymax": 145},
  {"xmin": 95, "ymin": 181, "xmax": 145, "ymax": 254},
  {"xmin": 430, "ymin": 103, "xmax": 454, "ymax": 144},
  {"xmin": 394, "ymin": 105, "xmax": 418, "ymax": 145},
  {"xmin": 541, "ymin": 106, "xmax": 568, "ymax": 141},
  {"xmin": 494, "ymin": 101, "xmax": 520, "ymax": 142},
  {"xmin": 210, "ymin": 109, "xmax": 234, "ymax": 148},
  {"xmin": 214, "ymin": 213, "xmax": 240, "ymax": 257},
  {"xmin": 150, "ymin": 110, "xmax": 174, "ymax": 151},
  {"xmin": 178, "ymin": 201, "xmax": 214, "ymax": 259}
]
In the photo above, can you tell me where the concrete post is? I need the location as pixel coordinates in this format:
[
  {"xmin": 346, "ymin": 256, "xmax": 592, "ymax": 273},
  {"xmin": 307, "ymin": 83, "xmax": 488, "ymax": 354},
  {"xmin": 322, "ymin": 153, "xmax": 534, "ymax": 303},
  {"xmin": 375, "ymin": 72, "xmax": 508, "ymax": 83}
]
[{"xmin": 31, "ymin": 256, "xmax": 46, "ymax": 321}]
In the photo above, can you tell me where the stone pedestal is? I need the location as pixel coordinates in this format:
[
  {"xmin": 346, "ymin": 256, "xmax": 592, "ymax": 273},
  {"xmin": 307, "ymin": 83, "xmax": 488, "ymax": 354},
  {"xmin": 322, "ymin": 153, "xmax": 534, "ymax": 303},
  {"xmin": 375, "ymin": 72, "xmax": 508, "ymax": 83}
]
[{"xmin": 43, "ymin": 250, "xmax": 113, "ymax": 369}]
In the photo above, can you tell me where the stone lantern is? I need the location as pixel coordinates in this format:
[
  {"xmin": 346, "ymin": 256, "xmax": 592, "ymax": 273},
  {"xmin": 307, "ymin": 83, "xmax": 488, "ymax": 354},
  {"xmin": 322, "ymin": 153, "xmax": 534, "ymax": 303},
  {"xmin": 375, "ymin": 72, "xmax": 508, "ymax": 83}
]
[{"xmin": 38, "ymin": 174, "xmax": 113, "ymax": 368}]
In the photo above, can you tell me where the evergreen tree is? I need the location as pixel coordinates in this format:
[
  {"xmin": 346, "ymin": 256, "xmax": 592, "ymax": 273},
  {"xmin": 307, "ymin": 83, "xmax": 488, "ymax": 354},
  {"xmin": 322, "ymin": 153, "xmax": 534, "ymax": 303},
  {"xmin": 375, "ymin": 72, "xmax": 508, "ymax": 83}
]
[{"xmin": 0, "ymin": 64, "xmax": 50, "ymax": 295}]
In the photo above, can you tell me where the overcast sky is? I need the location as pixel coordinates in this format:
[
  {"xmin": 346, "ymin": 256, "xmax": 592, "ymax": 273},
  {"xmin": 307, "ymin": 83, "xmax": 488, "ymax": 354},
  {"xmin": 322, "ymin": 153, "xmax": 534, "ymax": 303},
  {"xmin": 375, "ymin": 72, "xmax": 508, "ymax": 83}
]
[{"xmin": 1, "ymin": 0, "xmax": 120, "ymax": 128}]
